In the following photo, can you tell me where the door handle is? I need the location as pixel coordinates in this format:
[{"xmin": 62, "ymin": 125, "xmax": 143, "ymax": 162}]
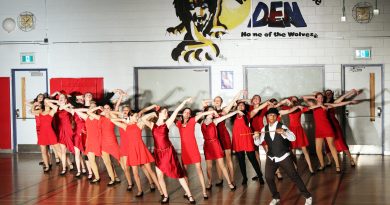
[
  {"xmin": 16, "ymin": 109, "xmax": 20, "ymax": 118},
  {"xmin": 377, "ymin": 107, "xmax": 382, "ymax": 117}
]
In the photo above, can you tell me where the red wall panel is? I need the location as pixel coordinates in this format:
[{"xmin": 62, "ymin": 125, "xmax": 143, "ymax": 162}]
[
  {"xmin": 50, "ymin": 78, "xmax": 104, "ymax": 100},
  {"xmin": 0, "ymin": 77, "xmax": 11, "ymax": 149}
]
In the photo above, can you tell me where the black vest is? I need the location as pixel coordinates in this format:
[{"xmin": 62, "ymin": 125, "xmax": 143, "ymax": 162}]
[{"xmin": 264, "ymin": 122, "xmax": 291, "ymax": 158}]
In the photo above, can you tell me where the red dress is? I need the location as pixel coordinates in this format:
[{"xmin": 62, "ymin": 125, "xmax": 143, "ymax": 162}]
[
  {"xmin": 124, "ymin": 124, "xmax": 155, "ymax": 166},
  {"xmin": 152, "ymin": 124, "xmax": 185, "ymax": 179},
  {"xmin": 100, "ymin": 116, "xmax": 120, "ymax": 160},
  {"xmin": 119, "ymin": 124, "xmax": 130, "ymax": 157},
  {"xmin": 85, "ymin": 118, "xmax": 101, "ymax": 156},
  {"xmin": 232, "ymin": 115, "xmax": 255, "ymax": 152},
  {"xmin": 217, "ymin": 120, "xmax": 232, "ymax": 150},
  {"xmin": 249, "ymin": 106, "xmax": 267, "ymax": 132},
  {"xmin": 328, "ymin": 109, "xmax": 348, "ymax": 152},
  {"xmin": 288, "ymin": 109, "xmax": 309, "ymax": 149},
  {"xmin": 249, "ymin": 106, "xmax": 267, "ymax": 146},
  {"xmin": 73, "ymin": 113, "xmax": 86, "ymax": 152},
  {"xmin": 55, "ymin": 110, "xmax": 75, "ymax": 153},
  {"xmin": 201, "ymin": 122, "xmax": 224, "ymax": 160},
  {"xmin": 312, "ymin": 107, "xmax": 335, "ymax": 138},
  {"xmin": 176, "ymin": 118, "xmax": 201, "ymax": 165},
  {"xmin": 37, "ymin": 114, "xmax": 58, "ymax": 145}
]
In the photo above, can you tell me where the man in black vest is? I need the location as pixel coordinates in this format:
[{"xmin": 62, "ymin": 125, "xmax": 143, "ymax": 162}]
[{"xmin": 254, "ymin": 108, "xmax": 312, "ymax": 205}]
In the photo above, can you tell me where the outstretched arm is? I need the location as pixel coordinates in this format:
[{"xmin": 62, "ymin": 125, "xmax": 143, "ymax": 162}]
[
  {"xmin": 306, "ymin": 104, "xmax": 326, "ymax": 110},
  {"xmin": 111, "ymin": 118, "xmax": 127, "ymax": 130},
  {"xmin": 141, "ymin": 112, "xmax": 157, "ymax": 130},
  {"xmin": 166, "ymin": 97, "xmax": 192, "ymax": 127},
  {"xmin": 250, "ymin": 101, "xmax": 270, "ymax": 118},
  {"xmin": 138, "ymin": 104, "xmax": 158, "ymax": 116},
  {"xmin": 334, "ymin": 89, "xmax": 357, "ymax": 103},
  {"xmin": 302, "ymin": 95, "xmax": 316, "ymax": 101},
  {"xmin": 275, "ymin": 98, "xmax": 290, "ymax": 108},
  {"xmin": 74, "ymin": 109, "xmax": 88, "ymax": 120},
  {"xmin": 114, "ymin": 89, "xmax": 126, "ymax": 112},
  {"xmin": 222, "ymin": 90, "xmax": 246, "ymax": 115},
  {"xmin": 194, "ymin": 110, "xmax": 215, "ymax": 122},
  {"xmin": 214, "ymin": 110, "xmax": 239, "ymax": 125},
  {"xmin": 279, "ymin": 106, "xmax": 299, "ymax": 116},
  {"xmin": 87, "ymin": 106, "xmax": 102, "ymax": 120},
  {"xmin": 326, "ymin": 101, "xmax": 353, "ymax": 109}
]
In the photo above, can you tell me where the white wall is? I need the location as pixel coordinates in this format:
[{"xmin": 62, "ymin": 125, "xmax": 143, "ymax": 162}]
[{"xmin": 0, "ymin": 0, "xmax": 389, "ymax": 153}]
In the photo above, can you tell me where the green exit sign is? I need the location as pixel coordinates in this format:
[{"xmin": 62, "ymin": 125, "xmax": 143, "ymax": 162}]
[
  {"xmin": 354, "ymin": 48, "xmax": 371, "ymax": 59},
  {"xmin": 20, "ymin": 53, "xmax": 35, "ymax": 64}
]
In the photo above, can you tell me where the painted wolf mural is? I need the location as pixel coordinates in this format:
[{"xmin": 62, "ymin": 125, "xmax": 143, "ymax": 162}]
[{"xmin": 167, "ymin": 0, "xmax": 247, "ymax": 62}]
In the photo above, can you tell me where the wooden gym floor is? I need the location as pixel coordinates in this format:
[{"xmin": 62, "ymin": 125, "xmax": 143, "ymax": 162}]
[{"xmin": 0, "ymin": 153, "xmax": 389, "ymax": 205}]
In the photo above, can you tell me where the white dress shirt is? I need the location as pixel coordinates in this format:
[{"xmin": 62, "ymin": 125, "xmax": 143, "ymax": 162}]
[{"xmin": 254, "ymin": 122, "xmax": 296, "ymax": 162}]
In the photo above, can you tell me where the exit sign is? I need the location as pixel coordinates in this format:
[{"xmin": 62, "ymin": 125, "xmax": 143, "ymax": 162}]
[
  {"xmin": 20, "ymin": 53, "xmax": 35, "ymax": 64},
  {"xmin": 355, "ymin": 48, "xmax": 371, "ymax": 59}
]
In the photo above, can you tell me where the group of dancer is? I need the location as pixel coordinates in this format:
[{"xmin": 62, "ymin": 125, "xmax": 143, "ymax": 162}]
[{"xmin": 30, "ymin": 88, "xmax": 360, "ymax": 204}]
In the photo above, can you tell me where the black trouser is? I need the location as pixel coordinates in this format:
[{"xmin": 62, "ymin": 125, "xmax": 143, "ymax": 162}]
[
  {"xmin": 236, "ymin": 151, "xmax": 263, "ymax": 180},
  {"xmin": 265, "ymin": 155, "xmax": 311, "ymax": 199}
]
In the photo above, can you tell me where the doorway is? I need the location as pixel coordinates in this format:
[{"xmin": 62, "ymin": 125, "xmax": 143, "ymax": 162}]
[
  {"xmin": 11, "ymin": 69, "xmax": 48, "ymax": 152},
  {"xmin": 342, "ymin": 64, "xmax": 383, "ymax": 155}
]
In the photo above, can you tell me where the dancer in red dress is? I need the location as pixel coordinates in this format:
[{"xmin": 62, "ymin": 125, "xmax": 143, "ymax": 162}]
[
  {"xmin": 29, "ymin": 94, "xmax": 48, "ymax": 165},
  {"xmin": 112, "ymin": 90, "xmax": 159, "ymax": 192},
  {"xmin": 177, "ymin": 108, "xmax": 210, "ymax": 198},
  {"xmin": 144, "ymin": 98, "xmax": 195, "ymax": 204},
  {"xmin": 201, "ymin": 106, "xmax": 238, "ymax": 191},
  {"xmin": 112, "ymin": 111, "xmax": 163, "ymax": 197},
  {"xmin": 278, "ymin": 97, "xmax": 314, "ymax": 174},
  {"xmin": 72, "ymin": 111, "xmax": 88, "ymax": 177},
  {"xmin": 324, "ymin": 89, "xmax": 358, "ymax": 167},
  {"xmin": 53, "ymin": 93, "xmax": 75, "ymax": 175},
  {"xmin": 31, "ymin": 98, "xmax": 61, "ymax": 172},
  {"xmin": 232, "ymin": 101, "xmax": 264, "ymax": 185},
  {"xmin": 304, "ymin": 93, "xmax": 341, "ymax": 173},
  {"xmin": 77, "ymin": 103, "xmax": 102, "ymax": 183},
  {"xmin": 98, "ymin": 103, "xmax": 121, "ymax": 186},
  {"xmin": 68, "ymin": 91, "xmax": 90, "ymax": 177},
  {"xmin": 249, "ymin": 95, "xmax": 270, "ymax": 180},
  {"xmin": 111, "ymin": 90, "xmax": 134, "ymax": 190},
  {"xmin": 202, "ymin": 91, "xmax": 243, "ymax": 185},
  {"xmin": 29, "ymin": 93, "xmax": 61, "ymax": 166}
]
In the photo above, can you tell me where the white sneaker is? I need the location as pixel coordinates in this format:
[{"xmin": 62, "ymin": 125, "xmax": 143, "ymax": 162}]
[
  {"xmin": 305, "ymin": 197, "xmax": 313, "ymax": 205},
  {"xmin": 269, "ymin": 198, "xmax": 280, "ymax": 205}
]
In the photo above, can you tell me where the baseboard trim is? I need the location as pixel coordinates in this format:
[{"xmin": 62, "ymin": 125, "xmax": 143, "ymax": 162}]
[
  {"xmin": 0, "ymin": 149, "xmax": 13, "ymax": 153},
  {"xmin": 18, "ymin": 144, "xmax": 41, "ymax": 153}
]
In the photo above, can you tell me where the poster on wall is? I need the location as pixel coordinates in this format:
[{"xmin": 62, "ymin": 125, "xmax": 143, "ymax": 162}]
[
  {"xmin": 166, "ymin": 0, "xmax": 321, "ymax": 62},
  {"xmin": 221, "ymin": 71, "xmax": 234, "ymax": 89}
]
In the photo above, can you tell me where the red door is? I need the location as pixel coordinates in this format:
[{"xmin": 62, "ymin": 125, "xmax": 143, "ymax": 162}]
[{"xmin": 0, "ymin": 77, "xmax": 11, "ymax": 149}]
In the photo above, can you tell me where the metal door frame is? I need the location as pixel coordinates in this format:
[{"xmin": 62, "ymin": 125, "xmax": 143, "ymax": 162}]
[
  {"xmin": 11, "ymin": 69, "xmax": 48, "ymax": 152},
  {"xmin": 341, "ymin": 64, "xmax": 384, "ymax": 155}
]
